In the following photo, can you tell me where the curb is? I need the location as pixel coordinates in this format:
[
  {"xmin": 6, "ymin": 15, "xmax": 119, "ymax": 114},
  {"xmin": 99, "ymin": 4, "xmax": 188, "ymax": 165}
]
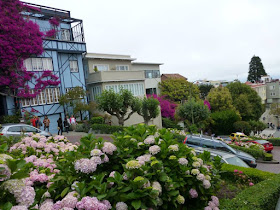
[{"xmin": 256, "ymin": 160, "xmax": 280, "ymax": 164}]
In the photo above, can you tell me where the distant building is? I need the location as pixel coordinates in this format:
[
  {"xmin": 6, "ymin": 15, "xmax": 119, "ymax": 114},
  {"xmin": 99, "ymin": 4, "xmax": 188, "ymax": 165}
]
[
  {"xmin": 245, "ymin": 81, "xmax": 267, "ymax": 104},
  {"xmin": 161, "ymin": 74, "xmax": 187, "ymax": 81},
  {"xmin": 84, "ymin": 53, "xmax": 162, "ymax": 127},
  {"xmin": 194, "ymin": 79, "xmax": 231, "ymax": 87}
]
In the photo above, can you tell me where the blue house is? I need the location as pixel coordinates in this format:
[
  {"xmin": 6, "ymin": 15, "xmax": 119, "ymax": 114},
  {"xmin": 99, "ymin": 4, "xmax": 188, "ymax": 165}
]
[{"xmin": 4, "ymin": 2, "xmax": 87, "ymax": 134}]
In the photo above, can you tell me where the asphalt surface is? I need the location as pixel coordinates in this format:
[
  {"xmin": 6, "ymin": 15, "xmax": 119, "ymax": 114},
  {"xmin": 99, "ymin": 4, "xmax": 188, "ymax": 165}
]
[
  {"xmin": 257, "ymin": 146, "xmax": 280, "ymax": 173},
  {"xmin": 62, "ymin": 131, "xmax": 114, "ymax": 144}
]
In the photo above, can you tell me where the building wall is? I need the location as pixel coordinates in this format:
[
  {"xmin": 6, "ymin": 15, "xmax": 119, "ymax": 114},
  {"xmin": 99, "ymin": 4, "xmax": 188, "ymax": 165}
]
[
  {"xmin": 266, "ymin": 82, "xmax": 280, "ymax": 104},
  {"xmin": 87, "ymin": 59, "xmax": 133, "ymax": 74}
]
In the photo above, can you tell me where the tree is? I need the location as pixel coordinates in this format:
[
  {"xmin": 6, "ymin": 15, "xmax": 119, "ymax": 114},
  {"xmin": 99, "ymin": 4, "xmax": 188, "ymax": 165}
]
[
  {"xmin": 210, "ymin": 110, "xmax": 241, "ymax": 135},
  {"xmin": 199, "ymin": 84, "xmax": 214, "ymax": 99},
  {"xmin": 59, "ymin": 87, "xmax": 93, "ymax": 120},
  {"xmin": 233, "ymin": 121, "xmax": 252, "ymax": 135},
  {"xmin": 227, "ymin": 82, "xmax": 264, "ymax": 121},
  {"xmin": 159, "ymin": 78, "xmax": 200, "ymax": 102},
  {"xmin": 247, "ymin": 56, "xmax": 267, "ymax": 83},
  {"xmin": 207, "ymin": 87, "xmax": 235, "ymax": 112},
  {"xmin": 137, "ymin": 97, "xmax": 160, "ymax": 125},
  {"xmin": 177, "ymin": 99, "xmax": 210, "ymax": 125},
  {"xmin": 149, "ymin": 94, "xmax": 177, "ymax": 119},
  {"xmin": 0, "ymin": 0, "xmax": 59, "ymax": 98},
  {"xmin": 96, "ymin": 89, "xmax": 141, "ymax": 126},
  {"xmin": 249, "ymin": 120, "xmax": 266, "ymax": 134}
]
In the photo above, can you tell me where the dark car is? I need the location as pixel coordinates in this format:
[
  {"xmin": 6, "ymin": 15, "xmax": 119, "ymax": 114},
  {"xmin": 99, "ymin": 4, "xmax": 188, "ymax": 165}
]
[{"xmin": 184, "ymin": 135, "xmax": 257, "ymax": 168}]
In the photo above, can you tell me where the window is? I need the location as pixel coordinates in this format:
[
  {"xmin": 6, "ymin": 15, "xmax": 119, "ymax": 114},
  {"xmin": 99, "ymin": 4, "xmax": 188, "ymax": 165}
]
[
  {"xmin": 92, "ymin": 64, "xmax": 109, "ymax": 72},
  {"xmin": 201, "ymin": 140, "xmax": 215, "ymax": 149},
  {"xmin": 145, "ymin": 70, "xmax": 160, "ymax": 78},
  {"xmin": 116, "ymin": 65, "xmax": 129, "ymax": 71},
  {"xmin": 65, "ymin": 87, "xmax": 83, "ymax": 98},
  {"xmin": 46, "ymin": 88, "xmax": 54, "ymax": 104},
  {"xmin": 61, "ymin": 29, "xmax": 71, "ymax": 41},
  {"xmin": 30, "ymin": 90, "xmax": 38, "ymax": 106},
  {"xmin": 22, "ymin": 126, "xmax": 37, "ymax": 133},
  {"xmin": 188, "ymin": 138, "xmax": 201, "ymax": 146},
  {"xmin": 92, "ymin": 86, "xmax": 102, "ymax": 101},
  {"xmin": 38, "ymin": 90, "xmax": 46, "ymax": 105},
  {"xmin": 22, "ymin": 98, "xmax": 30, "ymax": 107},
  {"xmin": 270, "ymin": 92, "xmax": 276, "ymax": 96},
  {"xmin": 8, "ymin": 126, "xmax": 22, "ymax": 132},
  {"xmin": 24, "ymin": 58, "xmax": 53, "ymax": 71},
  {"xmin": 269, "ymin": 85, "xmax": 275, "ymax": 90},
  {"xmin": 53, "ymin": 88, "xmax": 60, "ymax": 103},
  {"xmin": 105, "ymin": 83, "xmax": 145, "ymax": 96},
  {"xmin": 146, "ymin": 88, "xmax": 157, "ymax": 95},
  {"xmin": 70, "ymin": 60, "xmax": 79, "ymax": 72}
]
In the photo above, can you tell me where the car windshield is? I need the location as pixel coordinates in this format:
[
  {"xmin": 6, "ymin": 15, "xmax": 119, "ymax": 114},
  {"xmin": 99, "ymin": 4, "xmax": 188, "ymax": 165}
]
[
  {"xmin": 225, "ymin": 156, "xmax": 249, "ymax": 168},
  {"xmin": 0, "ymin": 127, "xmax": 4, "ymax": 132},
  {"xmin": 255, "ymin": 140, "xmax": 269, "ymax": 144}
]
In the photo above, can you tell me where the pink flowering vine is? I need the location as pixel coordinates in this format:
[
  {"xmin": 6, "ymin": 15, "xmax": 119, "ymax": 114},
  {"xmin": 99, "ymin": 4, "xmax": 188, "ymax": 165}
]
[{"xmin": 0, "ymin": 0, "xmax": 60, "ymax": 98}]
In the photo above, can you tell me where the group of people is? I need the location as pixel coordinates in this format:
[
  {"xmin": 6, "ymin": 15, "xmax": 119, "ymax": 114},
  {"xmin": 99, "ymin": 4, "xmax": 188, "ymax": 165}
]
[
  {"xmin": 30, "ymin": 115, "xmax": 77, "ymax": 135},
  {"xmin": 57, "ymin": 115, "xmax": 77, "ymax": 135}
]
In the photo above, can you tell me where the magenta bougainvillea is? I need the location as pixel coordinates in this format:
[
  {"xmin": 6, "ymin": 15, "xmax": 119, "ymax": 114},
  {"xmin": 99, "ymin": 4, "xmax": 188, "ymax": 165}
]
[
  {"xmin": 0, "ymin": 0, "xmax": 60, "ymax": 98},
  {"xmin": 204, "ymin": 100, "xmax": 211, "ymax": 110},
  {"xmin": 148, "ymin": 94, "xmax": 177, "ymax": 119}
]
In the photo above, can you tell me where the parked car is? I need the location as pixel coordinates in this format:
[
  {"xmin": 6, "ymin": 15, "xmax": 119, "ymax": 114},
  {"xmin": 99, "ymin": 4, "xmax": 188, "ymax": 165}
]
[
  {"xmin": 246, "ymin": 140, "xmax": 273, "ymax": 153},
  {"xmin": 230, "ymin": 132, "xmax": 251, "ymax": 141},
  {"xmin": 0, "ymin": 124, "xmax": 52, "ymax": 137},
  {"xmin": 195, "ymin": 147, "xmax": 249, "ymax": 168},
  {"xmin": 184, "ymin": 135, "xmax": 257, "ymax": 168}
]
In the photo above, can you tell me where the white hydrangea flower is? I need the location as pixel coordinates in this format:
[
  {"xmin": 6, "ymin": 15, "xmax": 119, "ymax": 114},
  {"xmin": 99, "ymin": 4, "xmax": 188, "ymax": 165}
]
[{"xmin": 168, "ymin": 144, "xmax": 179, "ymax": 152}]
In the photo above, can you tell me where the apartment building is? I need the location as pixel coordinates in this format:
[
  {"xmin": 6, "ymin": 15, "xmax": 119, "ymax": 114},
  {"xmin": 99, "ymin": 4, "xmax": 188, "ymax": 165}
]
[
  {"xmin": 84, "ymin": 53, "xmax": 162, "ymax": 127},
  {"xmin": 245, "ymin": 82, "xmax": 267, "ymax": 104},
  {"xmin": 4, "ymin": 2, "xmax": 87, "ymax": 133}
]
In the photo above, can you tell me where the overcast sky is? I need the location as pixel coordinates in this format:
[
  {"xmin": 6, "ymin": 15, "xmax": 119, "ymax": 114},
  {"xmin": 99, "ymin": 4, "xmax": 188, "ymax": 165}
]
[{"xmin": 24, "ymin": 0, "xmax": 280, "ymax": 82}]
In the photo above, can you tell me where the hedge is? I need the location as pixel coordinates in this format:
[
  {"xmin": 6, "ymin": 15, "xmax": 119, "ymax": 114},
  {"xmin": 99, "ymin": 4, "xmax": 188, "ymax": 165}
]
[
  {"xmin": 90, "ymin": 116, "xmax": 104, "ymax": 125},
  {"xmin": 174, "ymin": 134, "xmax": 186, "ymax": 142},
  {"xmin": 91, "ymin": 124, "xmax": 125, "ymax": 134},
  {"xmin": 267, "ymin": 139, "xmax": 280, "ymax": 146},
  {"xmin": 221, "ymin": 174, "xmax": 280, "ymax": 210},
  {"xmin": 263, "ymin": 153, "xmax": 273, "ymax": 161},
  {"xmin": 162, "ymin": 118, "xmax": 182, "ymax": 130},
  {"xmin": 229, "ymin": 144, "xmax": 264, "ymax": 160},
  {"xmin": 221, "ymin": 164, "xmax": 275, "ymax": 183}
]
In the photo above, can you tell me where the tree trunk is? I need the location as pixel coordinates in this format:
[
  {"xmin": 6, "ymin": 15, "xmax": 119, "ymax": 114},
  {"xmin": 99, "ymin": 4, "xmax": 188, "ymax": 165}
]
[
  {"xmin": 118, "ymin": 117, "xmax": 124, "ymax": 126},
  {"xmin": 144, "ymin": 119, "xmax": 149, "ymax": 125},
  {"xmin": 80, "ymin": 110, "xmax": 83, "ymax": 121}
]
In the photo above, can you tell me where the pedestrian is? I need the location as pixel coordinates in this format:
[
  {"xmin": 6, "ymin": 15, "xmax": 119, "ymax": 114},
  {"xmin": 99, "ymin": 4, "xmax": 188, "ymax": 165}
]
[
  {"xmin": 70, "ymin": 115, "xmax": 77, "ymax": 131},
  {"xmin": 43, "ymin": 116, "xmax": 50, "ymax": 132},
  {"xmin": 31, "ymin": 116, "xmax": 36, "ymax": 127},
  {"xmin": 57, "ymin": 116, "xmax": 63, "ymax": 135},
  {"xmin": 64, "ymin": 117, "xmax": 70, "ymax": 133},
  {"xmin": 37, "ymin": 117, "xmax": 43, "ymax": 129}
]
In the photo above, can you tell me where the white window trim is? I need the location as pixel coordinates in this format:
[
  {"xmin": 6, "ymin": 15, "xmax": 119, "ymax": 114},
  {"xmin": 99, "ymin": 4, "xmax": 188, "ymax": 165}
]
[
  {"xmin": 70, "ymin": 60, "xmax": 79, "ymax": 73},
  {"xmin": 92, "ymin": 64, "xmax": 109, "ymax": 73},
  {"xmin": 24, "ymin": 58, "xmax": 53, "ymax": 72},
  {"xmin": 105, "ymin": 83, "xmax": 145, "ymax": 96},
  {"xmin": 116, "ymin": 65, "xmax": 129, "ymax": 71}
]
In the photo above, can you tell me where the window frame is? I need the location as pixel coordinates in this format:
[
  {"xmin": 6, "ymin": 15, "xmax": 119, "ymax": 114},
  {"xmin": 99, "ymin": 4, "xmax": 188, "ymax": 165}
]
[
  {"xmin": 92, "ymin": 64, "xmax": 109, "ymax": 72},
  {"xmin": 116, "ymin": 65, "xmax": 129, "ymax": 71},
  {"xmin": 70, "ymin": 60, "xmax": 79, "ymax": 73},
  {"xmin": 24, "ymin": 58, "xmax": 54, "ymax": 72}
]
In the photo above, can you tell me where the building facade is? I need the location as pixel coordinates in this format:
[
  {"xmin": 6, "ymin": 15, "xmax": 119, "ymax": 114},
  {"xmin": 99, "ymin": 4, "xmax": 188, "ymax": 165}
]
[
  {"xmin": 84, "ymin": 53, "xmax": 162, "ymax": 127},
  {"xmin": 5, "ymin": 2, "xmax": 87, "ymax": 133},
  {"xmin": 245, "ymin": 82, "xmax": 267, "ymax": 104}
]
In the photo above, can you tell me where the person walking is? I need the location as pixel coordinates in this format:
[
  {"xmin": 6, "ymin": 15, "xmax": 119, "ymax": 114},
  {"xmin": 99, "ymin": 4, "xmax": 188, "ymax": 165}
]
[
  {"xmin": 37, "ymin": 117, "xmax": 43, "ymax": 129},
  {"xmin": 64, "ymin": 117, "xmax": 70, "ymax": 133},
  {"xmin": 31, "ymin": 116, "xmax": 37, "ymax": 127},
  {"xmin": 70, "ymin": 115, "xmax": 77, "ymax": 131},
  {"xmin": 57, "ymin": 116, "xmax": 63, "ymax": 135},
  {"xmin": 43, "ymin": 116, "xmax": 50, "ymax": 132}
]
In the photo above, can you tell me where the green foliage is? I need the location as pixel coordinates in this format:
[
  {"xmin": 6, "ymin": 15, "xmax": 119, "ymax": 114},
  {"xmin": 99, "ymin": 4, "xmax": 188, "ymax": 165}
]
[
  {"xmin": 233, "ymin": 121, "xmax": 252, "ymax": 135},
  {"xmin": 189, "ymin": 124, "xmax": 198, "ymax": 134},
  {"xmin": 0, "ymin": 115, "xmax": 20, "ymax": 124},
  {"xmin": 91, "ymin": 124, "xmax": 125, "ymax": 134},
  {"xmin": 0, "ymin": 136, "xmax": 21, "ymax": 150},
  {"xmin": 159, "ymin": 78, "xmax": 200, "ymax": 102},
  {"xmin": 207, "ymin": 87, "xmax": 235, "ymax": 112},
  {"xmin": 249, "ymin": 120, "xmax": 266, "ymax": 134},
  {"xmin": 198, "ymin": 84, "xmax": 214, "ymax": 99},
  {"xmin": 270, "ymin": 103, "xmax": 280, "ymax": 117},
  {"xmin": 90, "ymin": 117, "xmax": 105, "ymax": 125},
  {"xmin": 96, "ymin": 88, "xmax": 141, "ymax": 126},
  {"xmin": 229, "ymin": 145, "xmax": 264, "ymax": 159},
  {"xmin": 266, "ymin": 139, "xmax": 280, "ymax": 146},
  {"xmin": 247, "ymin": 55, "xmax": 267, "ymax": 83},
  {"xmin": 221, "ymin": 164, "xmax": 275, "ymax": 183},
  {"xmin": 137, "ymin": 96, "xmax": 160, "ymax": 124},
  {"xmin": 177, "ymin": 99, "xmax": 210, "ymax": 125},
  {"xmin": 221, "ymin": 174, "xmax": 280, "ymax": 210},
  {"xmin": 210, "ymin": 110, "xmax": 241, "ymax": 135},
  {"xmin": 263, "ymin": 153, "xmax": 273, "ymax": 161},
  {"xmin": 162, "ymin": 118, "xmax": 182, "ymax": 130},
  {"xmin": 227, "ymin": 82, "xmax": 264, "ymax": 121}
]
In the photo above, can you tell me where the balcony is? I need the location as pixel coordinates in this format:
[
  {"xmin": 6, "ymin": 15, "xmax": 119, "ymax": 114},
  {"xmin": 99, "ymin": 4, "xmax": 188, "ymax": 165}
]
[{"xmin": 87, "ymin": 71, "xmax": 145, "ymax": 84}]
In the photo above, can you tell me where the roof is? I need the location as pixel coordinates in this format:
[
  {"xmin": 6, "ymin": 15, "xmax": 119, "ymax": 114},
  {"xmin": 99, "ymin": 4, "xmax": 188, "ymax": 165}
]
[
  {"xmin": 85, "ymin": 53, "xmax": 136, "ymax": 61},
  {"xmin": 132, "ymin": 62, "xmax": 163, "ymax": 65},
  {"xmin": 161, "ymin": 74, "xmax": 187, "ymax": 81}
]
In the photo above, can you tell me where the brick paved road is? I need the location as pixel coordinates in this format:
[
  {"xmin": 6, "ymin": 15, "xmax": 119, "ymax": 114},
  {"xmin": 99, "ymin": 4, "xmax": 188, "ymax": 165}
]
[
  {"xmin": 257, "ymin": 146, "xmax": 280, "ymax": 173},
  {"xmin": 62, "ymin": 132, "xmax": 114, "ymax": 144}
]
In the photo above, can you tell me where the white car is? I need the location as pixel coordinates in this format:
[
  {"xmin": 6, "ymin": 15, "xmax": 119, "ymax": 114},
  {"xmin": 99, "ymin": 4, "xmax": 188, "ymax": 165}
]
[
  {"xmin": 0, "ymin": 124, "xmax": 52, "ymax": 137},
  {"xmin": 195, "ymin": 147, "xmax": 249, "ymax": 168}
]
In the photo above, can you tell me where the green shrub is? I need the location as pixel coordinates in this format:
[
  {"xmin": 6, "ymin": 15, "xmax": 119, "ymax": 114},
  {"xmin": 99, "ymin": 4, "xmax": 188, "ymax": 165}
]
[
  {"xmin": 0, "ymin": 115, "xmax": 21, "ymax": 124},
  {"xmin": 75, "ymin": 124, "xmax": 85, "ymax": 132},
  {"xmin": 91, "ymin": 124, "xmax": 125, "ymax": 134},
  {"xmin": 221, "ymin": 164, "xmax": 275, "ymax": 183},
  {"xmin": 221, "ymin": 174, "xmax": 280, "ymax": 210},
  {"xmin": 0, "ymin": 135, "xmax": 21, "ymax": 150},
  {"xmin": 233, "ymin": 121, "xmax": 252, "ymax": 135},
  {"xmin": 263, "ymin": 153, "xmax": 273, "ymax": 161},
  {"xmin": 230, "ymin": 144, "xmax": 264, "ymax": 159},
  {"xmin": 267, "ymin": 139, "xmax": 280, "ymax": 146},
  {"xmin": 173, "ymin": 134, "xmax": 186, "ymax": 142},
  {"xmin": 162, "ymin": 118, "xmax": 182, "ymax": 129},
  {"xmin": 90, "ymin": 116, "xmax": 104, "ymax": 125}
]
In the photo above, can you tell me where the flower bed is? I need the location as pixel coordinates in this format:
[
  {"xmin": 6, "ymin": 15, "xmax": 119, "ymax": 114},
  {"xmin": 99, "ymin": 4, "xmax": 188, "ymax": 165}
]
[{"xmin": 0, "ymin": 125, "xmax": 222, "ymax": 209}]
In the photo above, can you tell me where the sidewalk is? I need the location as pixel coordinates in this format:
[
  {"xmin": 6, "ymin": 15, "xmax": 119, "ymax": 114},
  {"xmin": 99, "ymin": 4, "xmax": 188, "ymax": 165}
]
[{"xmin": 52, "ymin": 131, "xmax": 113, "ymax": 143}]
